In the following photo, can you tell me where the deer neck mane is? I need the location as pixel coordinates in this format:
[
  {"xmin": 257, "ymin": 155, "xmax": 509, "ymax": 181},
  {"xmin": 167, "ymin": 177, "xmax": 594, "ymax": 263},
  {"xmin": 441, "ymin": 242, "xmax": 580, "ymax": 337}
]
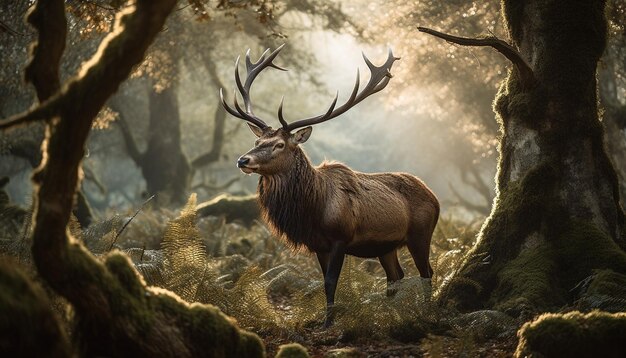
[{"xmin": 257, "ymin": 148, "xmax": 325, "ymax": 249}]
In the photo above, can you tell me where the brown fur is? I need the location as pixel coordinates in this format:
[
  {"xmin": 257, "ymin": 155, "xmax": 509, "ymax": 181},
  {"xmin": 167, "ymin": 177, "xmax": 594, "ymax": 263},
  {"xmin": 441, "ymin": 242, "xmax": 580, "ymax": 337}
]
[{"xmin": 244, "ymin": 128, "xmax": 440, "ymax": 276}]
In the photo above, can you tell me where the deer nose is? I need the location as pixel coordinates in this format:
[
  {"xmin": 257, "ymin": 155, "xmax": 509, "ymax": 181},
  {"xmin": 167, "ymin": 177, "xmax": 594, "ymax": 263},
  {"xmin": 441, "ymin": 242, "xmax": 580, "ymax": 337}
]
[{"xmin": 237, "ymin": 156, "xmax": 250, "ymax": 168}]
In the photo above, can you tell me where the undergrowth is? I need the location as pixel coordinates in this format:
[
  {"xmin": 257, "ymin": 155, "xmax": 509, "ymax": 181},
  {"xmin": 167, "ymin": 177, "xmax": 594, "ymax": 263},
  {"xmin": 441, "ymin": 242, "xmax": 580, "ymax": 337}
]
[{"xmin": 2, "ymin": 193, "xmax": 516, "ymax": 354}]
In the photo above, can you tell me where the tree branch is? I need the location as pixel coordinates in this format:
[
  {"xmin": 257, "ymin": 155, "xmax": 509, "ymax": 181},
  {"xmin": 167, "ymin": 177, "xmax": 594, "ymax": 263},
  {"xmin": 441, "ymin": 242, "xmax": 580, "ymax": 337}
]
[
  {"xmin": 191, "ymin": 59, "xmax": 227, "ymax": 169},
  {"xmin": 30, "ymin": 0, "xmax": 177, "ymax": 311},
  {"xmin": 448, "ymin": 183, "xmax": 491, "ymax": 216},
  {"xmin": 0, "ymin": 99, "xmax": 61, "ymax": 131},
  {"xmin": 0, "ymin": 19, "xmax": 23, "ymax": 36},
  {"xmin": 418, "ymin": 27, "xmax": 535, "ymax": 88},
  {"xmin": 191, "ymin": 176, "xmax": 240, "ymax": 191},
  {"xmin": 464, "ymin": 166, "xmax": 494, "ymax": 206},
  {"xmin": 24, "ymin": 0, "xmax": 66, "ymax": 101}
]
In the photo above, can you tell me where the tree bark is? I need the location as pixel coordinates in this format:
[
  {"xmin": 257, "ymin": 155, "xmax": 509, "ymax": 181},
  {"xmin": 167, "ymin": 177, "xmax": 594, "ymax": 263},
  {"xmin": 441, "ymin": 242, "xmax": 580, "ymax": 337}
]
[
  {"xmin": 22, "ymin": 0, "xmax": 93, "ymax": 227},
  {"xmin": 599, "ymin": 58, "xmax": 626, "ymax": 207},
  {"xmin": 434, "ymin": 0, "xmax": 626, "ymax": 314},
  {"xmin": 1, "ymin": 1, "xmax": 264, "ymax": 356}
]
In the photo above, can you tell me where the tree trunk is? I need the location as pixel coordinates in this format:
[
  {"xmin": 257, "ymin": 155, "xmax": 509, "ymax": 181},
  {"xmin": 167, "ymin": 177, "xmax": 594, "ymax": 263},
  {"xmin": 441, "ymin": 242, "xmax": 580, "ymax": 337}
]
[
  {"xmin": 599, "ymin": 59, "xmax": 626, "ymax": 207},
  {"xmin": 20, "ymin": 0, "xmax": 93, "ymax": 227},
  {"xmin": 439, "ymin": 0, "xmax": 626, "ymax": 315},
  {"xmin": 1, "ymin": 1, "xmax": 264, "ymax": 356},
  {"xmin": 142, "ymin": 85, "xmax": 190, "ymax": 205}
]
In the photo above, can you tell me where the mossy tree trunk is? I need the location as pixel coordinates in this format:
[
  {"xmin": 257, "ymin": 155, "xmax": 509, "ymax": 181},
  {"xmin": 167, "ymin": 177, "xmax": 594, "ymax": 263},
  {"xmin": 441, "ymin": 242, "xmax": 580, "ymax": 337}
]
[
  {"xmin": 425, "ymin": 0, "xmax": 626, "ymax": 314},
  {"xmin": 0, "ymin": 1, "xmax": 264, "ymax": 356},
  {"xmin": 21, "ymin": 0, "xmax": 93, "ymax": 227},
  {"xmin": 599, "ymin": 59, "xmax": 626, "ymax": 206}
]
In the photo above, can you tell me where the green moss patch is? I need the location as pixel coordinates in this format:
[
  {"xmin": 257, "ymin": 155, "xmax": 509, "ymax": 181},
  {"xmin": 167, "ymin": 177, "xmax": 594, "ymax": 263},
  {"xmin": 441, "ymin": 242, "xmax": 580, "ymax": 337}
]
[
  {"xmin": 492, "ymin": 244, "xmax": 562, "ymax": 315},
  {"xmin": 275, "ymin": 343, "xmax": 310, "ymax": 358},
  {"xmin": 554, "ymin": 221, "xmax": 626, "ymax": 291},
  {"xmin": 440, "ymin": 163, "xmax": 557, "ymax": 310},
  {"xmin": 576, "ymin": 269, "xmax": 626, "ymax": 312},
  {"xmin": 64, "ymin": 243, "xmax": 265, "ymax": 357},
  {"xmin": 515, "ymin": 311, "xmax": 626, "ymax": 357},
  {"xmin": 0, "ymin": 258, "xmax": 70, "ymax": 357}
]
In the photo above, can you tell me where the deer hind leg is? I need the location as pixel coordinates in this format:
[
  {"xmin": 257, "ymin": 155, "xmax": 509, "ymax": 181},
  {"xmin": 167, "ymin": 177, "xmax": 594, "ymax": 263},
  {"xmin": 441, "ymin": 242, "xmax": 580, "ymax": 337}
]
[
  {"xmin": 407, "ymin": 225, "xmax": 435, "ymax": 300},
  {"xmin": 406, "ymin": 225, "xmax": 434, "ymax": 279},
  {"xmin": 379, "ymin": 250, "xmax": 404, "ymax": 296}
]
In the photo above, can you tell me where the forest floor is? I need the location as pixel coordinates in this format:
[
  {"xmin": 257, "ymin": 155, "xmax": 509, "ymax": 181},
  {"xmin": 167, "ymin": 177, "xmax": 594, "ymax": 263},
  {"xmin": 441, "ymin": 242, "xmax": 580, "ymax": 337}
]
[
  {"xmin": 1, "ymin": 199, "xmax": 522, "ymax": 357},
  {"xmin": 263, "ymin": 329, "xmax": 518, "ymax": 357}
]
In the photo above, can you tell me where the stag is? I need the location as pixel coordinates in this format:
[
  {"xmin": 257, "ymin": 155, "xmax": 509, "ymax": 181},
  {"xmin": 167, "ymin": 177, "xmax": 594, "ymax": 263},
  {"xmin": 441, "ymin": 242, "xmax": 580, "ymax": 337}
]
[{"xmin": 220, "ymin": 45, "xmax": 439, "ymax": 327}]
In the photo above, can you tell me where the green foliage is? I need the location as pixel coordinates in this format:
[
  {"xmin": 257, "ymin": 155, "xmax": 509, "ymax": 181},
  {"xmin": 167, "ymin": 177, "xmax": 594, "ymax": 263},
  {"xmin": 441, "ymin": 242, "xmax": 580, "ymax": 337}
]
[
  {"xmin": 275, "ymin": 343, "xmax": 309, "ymax": 358},
  {"xmin": 101, "ymin": 194, "xmax": 483, "ymax": 345},
  {"xmin": 515, "ymin": 311, "xmax": 626, "ymax": 358},
  {"xmin": 0, "ymin": 192, "xmax": 521, "ymax": 353},
  {"xmin": 0, "ymin": 257, "xmax": 71, "ymax": 357}
]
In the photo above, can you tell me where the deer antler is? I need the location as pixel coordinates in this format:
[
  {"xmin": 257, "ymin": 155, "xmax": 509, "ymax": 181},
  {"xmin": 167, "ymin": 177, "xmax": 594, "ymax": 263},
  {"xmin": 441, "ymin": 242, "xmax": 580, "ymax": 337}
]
[
  {"xmin": 279, "ymin": 48, "xmax": 399, "ymax": 132},
  {"xmin": 220, "ymin": 45, "xmax": 399, "ymax": 132},
  {"xmin": 219, "ymin": 44, "xmax": 287, "ymax": 129}
]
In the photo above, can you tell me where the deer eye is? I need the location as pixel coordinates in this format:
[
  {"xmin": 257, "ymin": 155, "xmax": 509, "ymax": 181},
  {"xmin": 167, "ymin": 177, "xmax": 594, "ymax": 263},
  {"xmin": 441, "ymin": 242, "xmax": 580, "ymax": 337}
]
[{"xmin": 274, "ymin": 143, "xmax": 285, "ymax": 150}]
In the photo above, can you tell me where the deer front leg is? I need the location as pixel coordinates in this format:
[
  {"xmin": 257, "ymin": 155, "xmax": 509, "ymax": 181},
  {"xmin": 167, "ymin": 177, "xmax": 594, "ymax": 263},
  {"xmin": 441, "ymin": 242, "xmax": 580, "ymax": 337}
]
[
  {"xmin": 323, "ymin": 241, "xmax": 346, "ymax": 328},
  {"xmin": 316, "ymin": 252, "xmax": 329, "ymax": 277}
]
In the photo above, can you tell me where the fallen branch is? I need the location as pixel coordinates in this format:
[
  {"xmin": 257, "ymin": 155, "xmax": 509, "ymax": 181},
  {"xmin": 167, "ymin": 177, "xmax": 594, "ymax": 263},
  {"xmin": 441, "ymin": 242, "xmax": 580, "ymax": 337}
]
[
  {"xmin": 108, "ymin": 194, "xmax": 155, "ymax": 251},
  {"xmin": 191, "ymin": 176, "xmax": 240, "ymax": 191}
]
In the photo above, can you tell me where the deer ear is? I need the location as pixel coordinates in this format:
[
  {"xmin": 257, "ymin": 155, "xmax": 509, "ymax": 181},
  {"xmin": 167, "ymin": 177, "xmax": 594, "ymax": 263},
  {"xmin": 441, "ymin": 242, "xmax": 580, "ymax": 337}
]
[
  {"xmin": 291, "ymin": 126, "xmax": 312, "ymax": 144},
  {"xmin": 247, "ymin": 123, "xmax": 264, "ymax": 137}
]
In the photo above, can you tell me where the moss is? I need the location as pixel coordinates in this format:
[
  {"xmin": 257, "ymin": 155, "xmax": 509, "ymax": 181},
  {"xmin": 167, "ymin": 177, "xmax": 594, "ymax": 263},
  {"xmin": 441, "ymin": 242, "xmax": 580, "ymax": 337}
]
[
  {"xmin": 440, "ymin": 163, "xmax": 557, "ymax": 310},
  {"xmin": 105, "ymin": 252, "xmax": 147, "ymax": 298},
  {"xmin": 275, "ymin": 343, "xmax": 310, "ymax": 358},
  {"xmin": 577, "ymin": 269, "xmax": 626, "ymax": 312},
  {"xmin": 515, "ymin": 311, "xmax": 626, "ymax": 357},
  {"xmin": 441, "ymin": 277, "xmax": 482, "ymax": 309},
  {"xmin": 554, "ymin": 221, "xmax": 626, "ymax": 291},
  {"xmin": 585, "ymin": 269, "xmax": 626, "ymax": 298},
  {"xmin": 492, "ymin": 244, "xmax": 562, "ymax": 315},
  {"xmin": 0, "ymin": 258, "xmax": 71, "ymax": 357},
  {"xmin": 493, "ymin": 69, "xmax": 549, "ymax": 131},
  {"xmin": 65, "ymin": 244, "xmax": 265, "ymax": 357},
  {"xmin": 501, "ymin": 0, "xmax": 524, "ymax": 44}
]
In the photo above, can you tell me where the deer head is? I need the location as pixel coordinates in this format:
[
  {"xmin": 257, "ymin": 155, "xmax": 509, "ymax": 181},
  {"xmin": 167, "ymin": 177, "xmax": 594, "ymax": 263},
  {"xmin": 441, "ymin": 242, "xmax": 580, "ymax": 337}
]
[{"xmin": 220, "ymin": 44, "xmax": 399, "ymax": 175}]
